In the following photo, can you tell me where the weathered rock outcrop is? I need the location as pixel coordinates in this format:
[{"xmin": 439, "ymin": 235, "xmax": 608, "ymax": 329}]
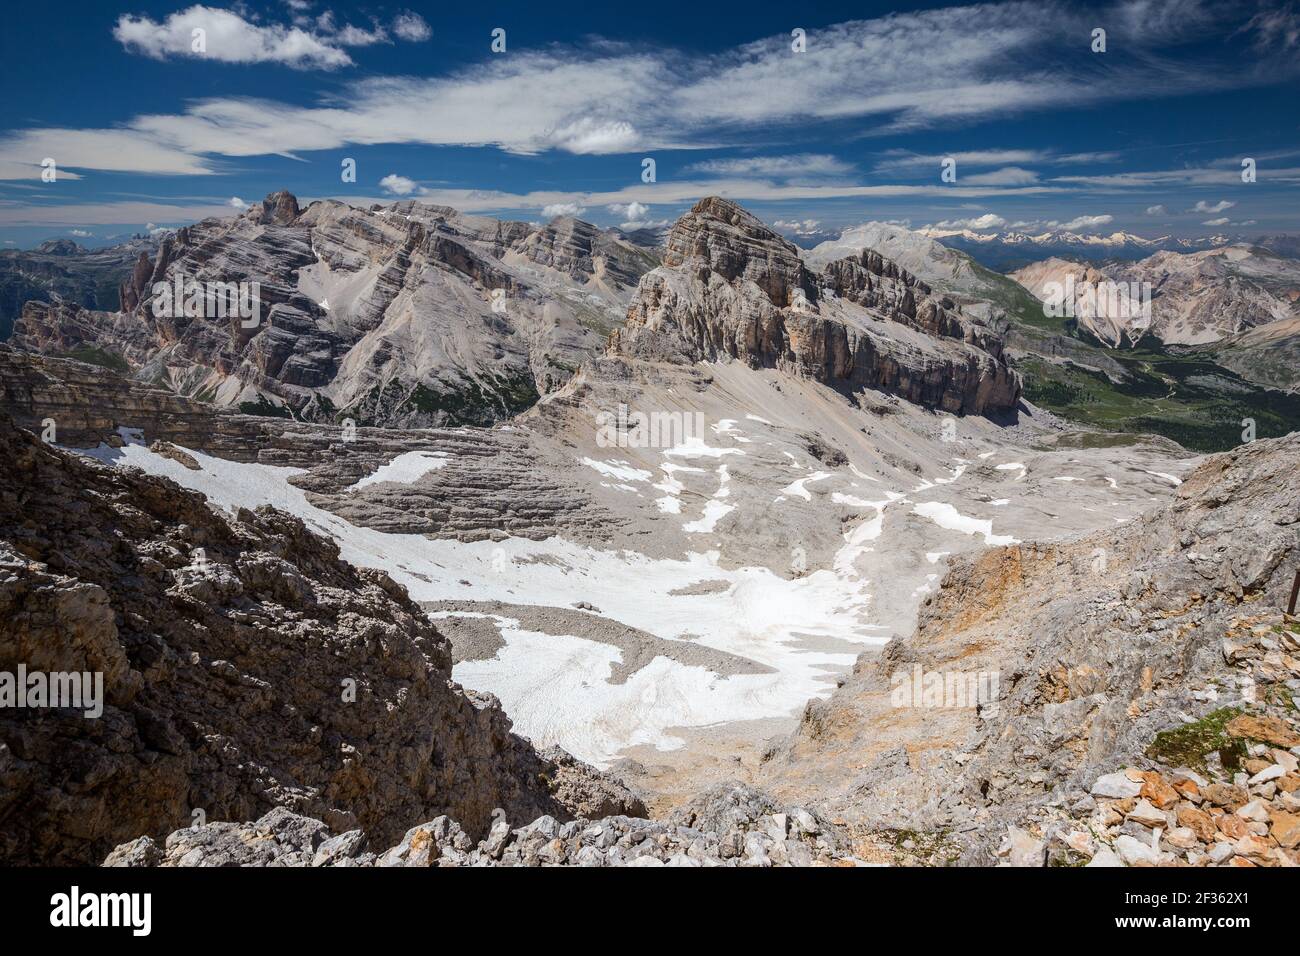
[
  {"xmin": 11, "ymin": 192, "xmax": 657, "ymax": 428},
  {"xmin": 0, "ymin": 345, "xmax": 215, "ymax": 448},
  {"xmin": 0, "ymin": 414, "xmax": 642, "ymax": 865},
  {"xmin": 0, "ymin": 347, "xmax": 619, "ymax": 542},
  {"xmin": 615, "ymin": 198, "xmax": 1020, "ymax": 415},
  {"xmin": 105, "ymin": 782, "xmax": 849, "ymax": 867},
  {"xmin": 762, "ymin": 431, "xmax": 1300, "ymax": 865}
]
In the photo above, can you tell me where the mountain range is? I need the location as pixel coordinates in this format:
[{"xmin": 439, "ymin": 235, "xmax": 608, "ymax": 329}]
[
  {"xmin": 917, "ymin": 225, "xmax": 1242, "ymax": 271},
  {"xmin": 3, "ymin": 193, "xmax": 1300, "ymax": 870}
]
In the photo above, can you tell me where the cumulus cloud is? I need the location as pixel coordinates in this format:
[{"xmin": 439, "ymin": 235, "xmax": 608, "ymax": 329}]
[
  {"xmin": 392, "ymin": 12, "xmax": 432, "ymax": 42},
  {"xmin": 1202, "ymin": 217, "xmax": 1231, "ymax": 226},
  {"xmin": 1145, "ymin": 204, "xmax": 1167, "ymax": 215},
  {"xmin": 772, "ymin": 218, "xmax": 829, "ymax": 237},
  {"xmin": 1059, "ymin": 214, "xmax": 1114, "ymax": 231},
  {"xmin": 68, "ymin": 229, "xmax": 92, "ymax": 237},
  {"xmin": 931, "ymin": 213, "xmax": 1008, "ymax": 230},
  {"xmin": 379, "ymin": 174, "xmax": 418, "ymax": 196},
  {"xmin": 608, "ymin": 201, "xmax": 651, "ymax": 221},
  {"xmin": 542, "ymin": 202, "xmax": 586, "ymax": 218},
  {"xmin": 1191, "ymin": 199, "xmax": 1235, "ymax": 213},
  {"xmin": 227, "ymin": 196, "xmax": 249, "ymax": 209},
  {"xmin": 112, "ymin": 5, "xmax": 389, "ymax": 69}
]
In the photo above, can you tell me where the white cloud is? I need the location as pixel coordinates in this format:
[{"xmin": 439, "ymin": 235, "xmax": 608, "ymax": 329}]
[
  {"xmin": 112, "ymin": 5, "xmax": 389, "ymax": 70},
  {"xmin": 874, "ymin": 149, "xmax": 1119, "ymax": 173},
  {"xmin": 685, "ymin": 154, "xmax": 853, "ymax": 179},
  {"xmin": 379, "ymin": 174, "xmax": 418, "ymax": 196},
  {"xmin": 0, "ymin": 129, "xmax": 213, "ymax": 181},
  {"xmin": 1191, "ymin": 199, "xmax": 1235, "ymax": 213},
  {"xmin": 608, "ymin": 201, "xmax": 650, "ymax": 221},
  {"xmin": 4, "ymin": 2, "xmax": 1265, "ymax": 183},
  {"xmin": 542, "ymin": 202, "xmax": 586, "ymax": 218},
  {"xmin": 931, "ymin": 213, "xmax": 1008, "ymax": 230},
  {"xmin": 961, "ymin": 166, "xmax": 1039, "ymax": 186},
  {"xmin": 546, "ymin": 118, "xmax": 640, "ymax": 155},
  {"xmin": 68, "ymin": 229, "xmax": 92, "ymax": 238},
  {"xmin": 772, "ymin": 218, "xmax": 825, "ymax": 236},
  {"xmin": 1145, "ymin": 204, "xmax": 1167, "ymax": 215},
  {"xmin": 1059, "ymin": 214, "xmax": 1114, "ymax": 231},
  {"xmin": 227, "ymin": 196, "xmax": 249, "ymax": 209},
  {"xmin": 0, "ymin": 0, "xmax": 1286, "ymax": 199},
  {"xmin": 620, "ymin": 218, "xmax": 671, "ymax": 231},
  {"xmin": 1202, "ymin": 217, "xmax": 1230, "ymax": 226},
  {"xmin": 392, "ymin": 12, "xmax": 432, "ymax": 42}
]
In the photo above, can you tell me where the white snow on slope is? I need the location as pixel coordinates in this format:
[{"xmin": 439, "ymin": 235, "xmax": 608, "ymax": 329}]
[
  {"xmin": 83, "ymin": 440, "xmax": 888, "ymax": 767},
  {"xmin": 347, "ymin": 450, "xmax": 449, "ymax": 490},
  {"xmin": 781, "ymin": 470, "xmax": 832, "ymax": 501},
  {"xmin": 912, "ymin": 501, "xmax": 1019, "ymax": 546},
  {"xmin": 581, "ymin": 457, "xmax": 653, "ymax": 482}
]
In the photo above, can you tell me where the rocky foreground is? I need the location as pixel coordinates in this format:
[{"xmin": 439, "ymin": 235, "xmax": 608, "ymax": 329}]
[{"xmin": 106, "ymin": 782, "xmax": 851, "ymax": 867}]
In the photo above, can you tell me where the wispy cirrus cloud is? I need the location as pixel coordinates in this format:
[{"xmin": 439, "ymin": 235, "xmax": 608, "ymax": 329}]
[
  {"xmin": 873, "ymin": 149, "xmax": 1120, "ymax": 173},
  {"xmin": 683, "ymin": 154, "xmax": 855, "ymax": 179},
  {"xmin": 960, "ymin": 166, "xmax": 1041, "ymax": 186}
]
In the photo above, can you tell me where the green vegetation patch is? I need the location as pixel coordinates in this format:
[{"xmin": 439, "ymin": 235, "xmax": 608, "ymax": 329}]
[
  {"xmin": 57, "ymin": 345, "xmax": 130, "ymax": 374},
  {"xmin": 238, "ymin": 395, "xmax": 295, "ymax": 419},
  {"xmin": 1145, "ymin": 707, "xmax": 1247, "ymax": 774}
]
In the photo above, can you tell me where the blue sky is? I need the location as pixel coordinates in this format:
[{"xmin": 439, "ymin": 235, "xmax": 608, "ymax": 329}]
[{"xmin": 1, "ymin": 0, "xmax": 1297, "ymax": 248}]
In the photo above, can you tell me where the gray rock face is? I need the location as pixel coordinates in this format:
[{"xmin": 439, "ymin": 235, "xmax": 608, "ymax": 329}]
[
  {"xmin": 1011, "ymin": 246, "xmax": 1300, "ymax": 351},
  {"xmin": 0, "ymin": 413, "xmax": 643, "ymax": 865},
  {"xmin": 616, "ymin": 198, "xmax": 1020, "ymax": 415},
  {"xmin": 105, "ymin": 783, "xmax": 850, "ymax": 867},
  {"xmin": 11, "ymin": 191, "xmax": 657, "ymax": 428}
]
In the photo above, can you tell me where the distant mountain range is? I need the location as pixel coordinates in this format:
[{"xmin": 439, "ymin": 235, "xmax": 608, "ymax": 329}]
[
  {"xmin": 805, "ymin": 220, "xmax": 1300, "ymax": 450},
  {"xmin": 0, "ymin": 235, "xmax": 159, "ymax": 341},
  {"xmin": 9, "ymin": 191, "xmax": 660, "ymax": 427},
  {"xmin": 914, "ymin": 225, "xmax": 1281, "ymax": 271}
]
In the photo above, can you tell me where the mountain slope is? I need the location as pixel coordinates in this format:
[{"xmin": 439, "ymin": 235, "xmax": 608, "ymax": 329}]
[
  {"xmin": 0, "ymin": 236, "xmax": 158, "ymax": 344},
  {"xmin": 0, "ymin": 410, "xmax": 642, "ymax": 865},
  {"xmin": 761, "ymin": 430, "xmax": 1300, "ymax": 866},
  {"xmin": 1011, "ymin": 245, "xmax": 1300, "ymax": 348},
  {"xmin": 811, "ymin": 221, "xmax": 1300, "ymax": 450},
  {"xmin": 11, "ymin": 191, "xmax": 658, "ymax": 428}
]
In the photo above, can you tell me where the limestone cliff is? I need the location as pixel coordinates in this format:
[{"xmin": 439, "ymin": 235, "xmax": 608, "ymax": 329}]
[{"xmin": 614, "ymin": 197, "xmax": 1021, "ymax": 416}]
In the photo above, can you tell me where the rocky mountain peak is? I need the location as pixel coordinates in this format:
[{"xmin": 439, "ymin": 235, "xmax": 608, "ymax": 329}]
[
  {"xmin": 35, "ymin": 238, "xmax": 87, "ymax": 256},
  {"xmin": 664, "ymin": 196, "xmax": 815, "ymax": 308},
  {"xmin": 250, "ymin": 189, "xmax": 302, "ymax": 226},
  {"xmin": 617, "ymin": 198, "xmax": 1020, "ymax": 415}
]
